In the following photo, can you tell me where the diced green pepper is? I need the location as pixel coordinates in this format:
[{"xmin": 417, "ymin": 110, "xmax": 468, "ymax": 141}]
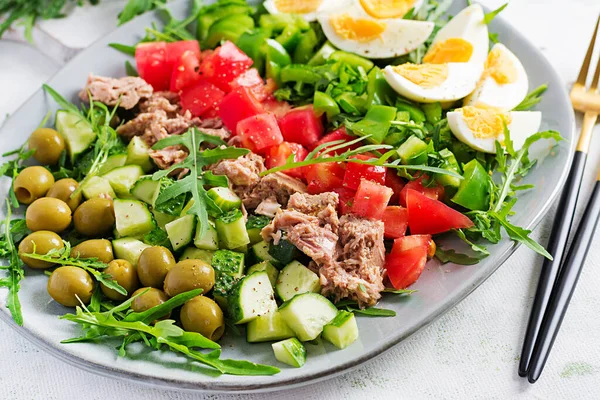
[
  {"xmin": 396, "ymin": 100, "xmax": 426, "ymax": 124},
  {"xmin": 366, "ymin": 67, "xmax": 396, "ymax": 106},
  {"xmin": 293, "ymin": 28, "xmax": 319, "ymax": 64},
  {"xmin": 280, "ymin": 64, "xmax": 321, "ymax": 84},
  {"xmin": 314, "ymin": 91, "xmax": 340, "ymax": 121},
  {"xmin": 308, "ymin": 41, "xmax": 337, "ymax": 66},
  {"xmin": 397, "ymin": 135, "xmax": 429, "ymax": 165},
  {"xmin": 197, "ymin": 0, "xmax": 253, "ymax": 41},
  {"xmin": 383, "ymin": 128, "xmax": 409, "ymax": 146},
  {"xmin": 265, "ymin": 39, "xmax": 292, "ymax": 85},
  {"xmin": 335, "ymin": 92, "xmax": 368, "ymax": 115},
  {"xmin": 204, "ymin": 14, "xmax": 255, "ymax": 49},
  {"xmin": 276, "ymin": 24, "xmax": 302, "ymax": 52},
  {"xmin": 451, "ymin": 159, "xmax": 490, "ymax": 211},
  {"xmin": 329, "ymin": 50, "xmax": 374, "ymax": 72},
  {"xmin": 435, "ymin": 148, "xmax": 462, "ymax": 189},
  {"xmin": 396, "ymin": 111, "xmax": 410, "ymax": 122},
  {"xmin": 237, "ymin": 30, "xmax": 269, "ymax": 74},
  {"xmin": 259, "ymin": 13, "xmax": 310, "ymax": 33},
  {"xmin": 346, "ymin": 105, "xmax": 397, "ymax": 143},
  {"xmin": 422, "ymin": 102, "xmax": 442, "ymax": 124}
]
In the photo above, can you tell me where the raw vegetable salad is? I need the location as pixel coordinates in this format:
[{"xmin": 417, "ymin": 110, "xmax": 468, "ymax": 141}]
[{"xmin": 0, "ymin": 0, "xmax": 560, "ymax": 373}]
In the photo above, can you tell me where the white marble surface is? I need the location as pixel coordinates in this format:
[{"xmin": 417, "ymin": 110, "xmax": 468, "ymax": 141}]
[{"xmin": 1, "ymin": 0, "xmax": 600, "ymax": 398}]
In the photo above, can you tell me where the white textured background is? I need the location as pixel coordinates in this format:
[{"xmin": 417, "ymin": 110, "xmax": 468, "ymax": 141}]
[{"xmin": 1, "ymin": 0, "xmax": 600, "ymax": 398}]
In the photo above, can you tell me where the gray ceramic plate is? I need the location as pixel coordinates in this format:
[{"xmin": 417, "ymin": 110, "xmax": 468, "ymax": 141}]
[{"xmin": 0, "ymin": 0, "xmax": 576, "ymax": 393}]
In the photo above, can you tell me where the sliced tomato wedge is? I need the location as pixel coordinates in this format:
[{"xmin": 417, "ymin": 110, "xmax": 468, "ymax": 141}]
[
  {"xmin": 135, "ymin": 42, "xmax": 171, "ymax": 91},
  {"xmin": 406, "ymin": 189, "xmax": 474, "ymax": 234},
  {"xmin": 180, "ymin": 80, "xmax": 225, "ymax": 118},
  {"xmin": 385, "ymin": 170, "xmax": 406, "ymax": 205},
  {"xmin": 200, "ymin": 41, "xmax": 253, "ymax": 91},
  {"xmin": 399, "ymin": 175, "xmax": 445, "ymax": 207},
  {"xmin": 351, "ymin": 179, "xmax": 393, "ymax": 220},
  {"xmin": 386, "ymin": 234, "xmax": 432, "ymax": 289},
  {"xmin": 165, "ymin": 40, "xmax": 201, "ymax": 70},
  {"xmin": 333, "ymin": 187, "xmax": 355, "ymax": 215},
  {"xmin": 382, "ymin": 206, "xmax": 409, "ymax": 239},
  {"xmin": 278, "ymin": 105, "xmax": 324, "ymax": 147},
  {"xmin": 342, "ymin": 154, "xmax": 386, "ymax": 191},
  {"xmin": 306, "ymin": 158, "xmax": 346, "ymax": 194},
  {"xmin": 265, "ymin": 142, "xmax": 308, "ymax": 180},
  {"xmin": 218, "ymin": 86, "xmax": 264, "ymax": 132},
  {"xmin": 228, "ymin": 68, "xmax": 271, "ymax": 102},
  {"xmin": 309, "ymin": 126, "xmax": 358, "ymax": 153},
  {"xmin": 236, "ymin": 113, "xmax": 283, "ymax": 154},
  {"xmin": 170, "ymin": 50, "xmax": 201, "ymax": 92}
]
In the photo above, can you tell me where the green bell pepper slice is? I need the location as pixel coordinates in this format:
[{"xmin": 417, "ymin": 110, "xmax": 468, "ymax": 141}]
[
  {"xmin": 329, "ymin": 51, "xmax": 374, "ymax": 72},
  {"xmin": 314, "ymin": 91, "xmax": 340, "ymax": 121},
  {"xmin": 335, "ymin": 92, "xmax": 368, "ymax": 115},
  {"xmin": 395, "ymin": 100, "xmax": 426, "ymax": 124},
  {"xmin": 451, "ymin": 159, "xmax": 490, "ymax": 211},
  {"xmin": 422, "ymin": 102, "xmax": 442, "ymax": 124},
  {"xmin": 366, "ymin": 67, "xmax": 396, "ymax": 107},
  {"xmin": 280, "ymin": 65, "xmax": 321, "ymax": 84},
  {"xmin": 264, "ymin": 39, "xmax": 291, "ymax": 85},
  {"xmin": 346, "ymin": 105, "xmax": 397, "ymax": 143},
  {"xmin": 259, "ymin": 13, "xmax": 310, "ymax": 33},
  {"xmin": 435, "ymin": 148, "xmax": 462, "ymax": 189},
  {"xmin": 293, "ymin": 28, "xmax": 319, "ymax": 64},
  {"xmin": 276, "ymin": 24, "xmax": 302, "ymax": 52},
  {"xmin": 197, "ymin": 0, "xmax": 253, "ymax": 41},
  {"xmin": 237, "ymin": 30, "xmax": 269, "ymax": 74},
  {"xmin": 397, "ymin": 135, "xmax": 429, "ymax": 165},
  {"xmin": 204, "ymin": 14, "xmax": 255, "ymax": 49},
  {"xmin": 308, "ymin": 41, "xmax": 337, "ymax": 66}
]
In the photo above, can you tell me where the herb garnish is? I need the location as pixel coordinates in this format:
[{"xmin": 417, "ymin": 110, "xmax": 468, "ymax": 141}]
[
  {"xmin": 514, "ymin": 84, "xmax": 548, "ymax": 111},
  {"xmin": 336, "ymin": 299, "xmax": 397, "ymax": 317}
]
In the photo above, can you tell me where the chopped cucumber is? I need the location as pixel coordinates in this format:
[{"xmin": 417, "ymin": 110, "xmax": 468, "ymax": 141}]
[
  {"xmin": 228, "ymin": 271, "xmax": 277, "ymax": 324},
  {"xmin": 268, "ymin": 239, "xmax": 300, "ymax": 265},
  {"xmin": 212, "ymin": 249, "xmax": 245, "ymax": 307},
  {"xmin": 131, "ymin": 176, "xmax": 158, "ymax": 204},
  {"xmin": 165, "ymin": 214, "xmax": 196, "ymax": 251},
  {"xmin": 279, "ymin": 292, "xmax": 338, "ymax": 341},
  {"xmin": 81, "ymin": 176, "xmax": 116, "ymax": 199},
  {"xmin": 216, "ymin": 209, "xmax": 250, "ymax": 250},
  {"xmin": 180, "ymin": 198, "xmax": 195, "ymax": 216},
  {"xmin": 194, "ymin": 219, "xmax": 219, "ymax": 250},
  {"xmin": 207, "ymin": 187, "xmax": 241, "ymax": 212},
  {"xmin": 246, "ymin": 215, "xmax": 271, "ymax": 245},
  {"xmin": 180, "ymin": 247, "xmax": 214, "ymax": 264},
  {"xmin": 152, "ymin": 177, "xmax": 187, "ymax": 216},
  {"xmin": 247, "ymin": 261, "xmax": 279, "ymax": 287},
  {"xmin": 112, "ymin": 237, "xmax": 151, "ymax": 266},
  {"xmin": 322, "ymin": 310, "xmax": 359, "ymax": 349},
  {"xmin": 55, "ymin": 110, "xmax": 96, "ymax": 161},
  {"xmin": 126, "ymin": 136, "xmax": 153, "ymax": 172},
  {"xmin": 275, "ymin": 261, "xmax": 321, "ymax": 301},
  {"xmin": 247, "ymin": 311, "xmax": 295, "ymax": 343},
  {"xmin": 98, "ymin": 153, "xmax": 127, "ymax": 175},
  {"xmin": 436, "ymin": 148, "xmax": 462, "ymax": 188},
  {"xmin": 272, "ymin": 338, "xmax": 306, "ymax": 368},
  {"xmin": 103, "ymin": 165, "xmax": 144, "ymax": 197},
  {"xmin": 395, "ymin": 100, "xmax": 426, "ymax": 123},
  {"xmin": 113, "ymin": 199, "xmax": 155, "ymax": 238},
  {"xmin": 153, "ymin": 209, "xmax": 177, "ymax": 229},
  {"xmin": 397, "ymin": 135, "xmax": 429, "ymax": 165},
  {"xmin": 251, "ymin": 240, "xmax": 279, "ymax": 265}
]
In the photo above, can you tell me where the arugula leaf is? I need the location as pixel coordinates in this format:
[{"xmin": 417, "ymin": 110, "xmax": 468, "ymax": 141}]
[
  {"xmin": 514, "ymin": 84, "xmax": 548, "ymax": 111},
  {"xmin": 125, "ymin": 60, "xmax": 139, "ymax": 77},
  {"xmin": 336, "ymin": 299, "xmax": 397, "ymax": 317},
  {"xmin": 484, "ymin": 3, "xmax": 508, "ymax": 24},
  {"xmin": 1, "ymin": 145, "xmax": 36, "ymax": 208},
  {"xmin": 108, "ymin": 43, "xmax": 136, "ymax": 56},
  {"xmin": 382, "ymin": 288, "xmax": 418, "ymax": 295},
  {"xmin": 0, "ymin": 200, "xmax": 25, "ymax": 325},
  {"xmin": 118, "ymin": 0, "xmax": 167, "ymax": 25},
  {"xmin": 435, "ymin": 246, "xmax": 487, "ymax": 265}
]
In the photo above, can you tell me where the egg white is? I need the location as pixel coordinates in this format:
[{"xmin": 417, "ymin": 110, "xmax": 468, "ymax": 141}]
[
  {"xmin": 447, "ymin": 109, "xmax": 542, "ymax": 153},
  {"xmin": 383, "ymin": 63, "xmax": 484, "ymax": 103},
  {"xmin": 263, "ymin": 0, "xmax": 326, "ymax": 21},
  {"xmin": 463, "ymin": 43, "xmax": 529, "ymax": 111}
]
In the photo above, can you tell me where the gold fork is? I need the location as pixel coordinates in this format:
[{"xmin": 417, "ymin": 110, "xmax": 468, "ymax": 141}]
[{"xmin": 519, "ymin": 15, "xmax": 600, "ymax": 381}]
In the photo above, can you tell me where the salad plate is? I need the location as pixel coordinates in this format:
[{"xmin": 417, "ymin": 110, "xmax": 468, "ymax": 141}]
[{"xmin": 0, "ymin": 0, "xmax": 575, "ymax": 393}]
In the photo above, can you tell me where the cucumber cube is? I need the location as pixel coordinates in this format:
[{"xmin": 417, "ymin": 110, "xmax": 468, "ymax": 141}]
[
  {"xmin": 272, "ymin": 338, "xmax": 306, "ymax": 368},
  {"xmin": 180, "ymin": 247, "xmax": 214, "ymax": 264},
  {"xmin": 194, "ymin": 220, "xmax": 219, "ymax": 250},
  {"xmin": 112, "ymin": 238, "xmax": 151, "ymax": 266},
  {"xmin": 103, "ymin": 165, "xmax": 144, "ymax": 197},
  {"xmin": 98, "ymin": 153, "xmax": 127, "ymax": 175},
  {"xmin": 81, "ymin": 176, "xmax": 116, "ymax": 199},
  {"xmin": 55, "ymin": 110, "xmax": 96, "ymax": 161},
  {"xmin": 275, "ymin": 261, "xmax": 321, "ymax": 301},
  {"xmin": 247, "ymin": 311, "xmax": 295, "ymax": 343},
  {"xmin": 247, "ymin": 261, "xmax": 279, "ymax": 287},
  {"xmin": 152, "ymin": 210, "xmax": 177, "ymax": 229},
  {"xmin": 113, "ymin": 199, "xmax": 155, "ymax": 237},
  {"xmin": 207, "ymin": 187, "xmax": 241, "ymax": 211},
  {"xmin": 228, "ymin": 271, "xmax": 277, "ymax": 324},
  {"xmin": 165, "ymin": 214, "xmax": 196, "ymax": 251},
  {"xmin": 279, "ymin": 292, "xmax": 338, "ymax": 341},
  {"xmin": 397, "ymin": 135, "xmax": 429, "ymax": 165},
  {"xmin": 250, "ymin": 241, "xmax": 279, "ymax": 265},
  {"xmin": 126, "ymin": 136, "xmax": 154, "ymax": 172},
  {"xmin": 131, "ymin": 176, "xmax": 159, "ymax": 204},
  {"xmin": 322, "ymin": 310, "xmax": 359, "ymax": 349},
  {"xmin": 216, "ymin": 209, "xmax": 250, "ymax": 250}
]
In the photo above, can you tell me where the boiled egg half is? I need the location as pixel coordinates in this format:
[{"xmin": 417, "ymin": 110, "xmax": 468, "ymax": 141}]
[
  {"xmin": 263, "ymin": 0, "xmax": 327, "ymax": 22},
  {"xmin": 447, "ymin": 106, "xmax": 542, "ymax": 153},
  {"xmin": 318, "ymin": 0, "xmax": 435, "ymax": 59},
  {"xmin": 463, "ymin": 43, "xmax": 529, "ymax": 111}
]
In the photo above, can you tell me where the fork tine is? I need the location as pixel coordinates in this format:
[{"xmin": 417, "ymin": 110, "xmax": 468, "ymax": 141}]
[
  {"xmin": 576, "ymin": 14, "xmax": 600, "ymax": 86},
  {"xmin": 591, "ymin": 21, "xmax": 600, "ymax": 89}
]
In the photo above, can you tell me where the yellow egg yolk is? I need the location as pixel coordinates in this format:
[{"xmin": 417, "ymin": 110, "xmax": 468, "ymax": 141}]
[
  {"xmin": 392, "ymin": 63, "xmax": 449, "ymax": 88},
  {"xmin": 359, "ymin": 0, "xmax": 416, "ymax": 19},
  {"xmin": 273, "ymin": 0, "xmax": 323, "ymax": 14},
  {"xmin": 423, "ymin": 38, "xmax": 474, "ymax": 64},
  {"xmin": 460, "ymin": 106, "xmax": 512, "ymax": 138},
  {"xmin": 330, "ymin": 14, "xmax": 387, "ymax": 42},
  {"xmin": 484, "ymin": 46, "xmax": 518, "ymax": 84}
]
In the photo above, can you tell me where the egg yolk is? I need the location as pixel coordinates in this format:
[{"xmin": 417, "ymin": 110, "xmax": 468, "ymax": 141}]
[
  {"xmin": 330, "ymin": 14, "xmax": 387, "ymax": 42},
  {"xmin": 359, "ymin": 0, "xmax": 416, "ymax": 19},
  {"xmin": 423, "ymin": 38, "xmax": 474, "ymax": 64},
  {"xmin": 460, "ymin": 106, "xmax": 512, "ymax": 138},
  {"xmin": 273, "ymin": 0, "xmax": 323, "ymax": 14},
  {"xmin": 392, "ymin": 63, "xmax": 449, "ymax": 88},
  {"xmin": 484, "ymin": 46, "xmax": 518, "ymax": 84}
]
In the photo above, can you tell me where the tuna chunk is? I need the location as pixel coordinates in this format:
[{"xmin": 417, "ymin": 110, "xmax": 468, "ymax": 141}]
[
  {"xmin": 149, "ymin": 146, "xmax": 188, "ymax": 171},
  {"xmin": 79, "ymin": 74, "xmax": 152, "ymax": 110},
  {"xmin": 244, "ymin": 172, "xmax": 307, "ymax": 209},
  {"xmin": 139, "ymin": 91, "xmax": 180, "ymax": 116},
  {"xmin": 287, "ymin": 192, "xmax": 339, "ymax": 232},
  {"xmin": 210, "ymin": 152, "xmax": 265, "ymax": 189}
]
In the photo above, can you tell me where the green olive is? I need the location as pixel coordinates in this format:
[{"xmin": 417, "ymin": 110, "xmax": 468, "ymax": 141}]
[
  {"xmin": 28, "ymin": 128, "xmax": 65, "ymax": 165},
  {"xmin": 26, "ymin": 197, "xmax": 72, "ymax": 233},
  {"xmin": 47, "ymin": 266, "xmax": 94, "ymax": 307},
  {"xmin": 131, "ymin": 287, "xmax": 170, "ymax": 319},
  {"xmin": 101, "ymin": 259, "xmax": 140, "ymax": 301},
  {"xmin": 163, "ymin": 259, "xmax": 215, "ymax": 298},
  {"xmin": 180, "ymin": 295, "xmax": 225, "ymax": 341},
  {"xmin": 18, "ymin": 230, "xmax": 64, "ymax": 269},
  {"xmin": 70, "ymin": 239, "xmax": 114, "ymax": 264},
  {"xmin": 47, "ymin": 178, "xmax": 82, "ymax": 212},
  {"xmin": 73, "ymin": 198, "xmax": 115, "ymax": 237},
  {"xmin": 13, "ymin": 166, "xmax": 55, "ymax": 205},
  {"xmin": 137, "ymin": 246, "xmax": 176, "ymax": 288}
]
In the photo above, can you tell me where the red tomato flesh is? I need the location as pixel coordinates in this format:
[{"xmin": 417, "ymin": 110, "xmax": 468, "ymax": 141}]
[
  {"xmin": 200, "ymin": 41, "xmax": 253, "ymax": 92},
  {"xmin": 236, "ymin": 113, "xmax": 283, "ymax": 154},
  {"xmin": 265, "ymin": 142, "xmax": 308, "ymax": 180},
  {"xmin": 386, "ymin": 234, "xmax": 432, "ymax": 289},
  {"xmin": 351, "ymin": 179, "xmax": 393, "ymax": 220},
  {"xmin": 180, "ymin": 80, "xmax": 225, "ymax": 118},
  {"xmin": 170, "ymin": 50, "xmax": 201, "ymax": 92},
  {"xmin": 278, "ymin": 105, "xmax": 324, "ymax": 147},
  {"xmin": 135, "ymin": 42, "xmax": 171, "ymax": 91},
  {"xmin": 218, "ymin": 87, "xmax": 264, "ymax": 132},
  {"xmin": 382, "ymin": 206, "xmax": 409, "ymax": 239},
  {"xmin": 228, "ymin": 68, "xmax": 270, "ymax": 102},
  {"xmin": 306, "ymin": 159, "xmax": 346, "ymax": 194},
  {"xmin": 310, "ymin": 126, "xmax": 359, "ymax": 153},
  {"xmin": 385, "ymin": 170, "xmax": 406, "ymax": 205},
  {"xmin": 343, "ymin": 154, "xmax": 386, "ymax": 191},
  {"xmin": 333, "ymin": 187, "xmax": 356, "ymax": 215},
  {"xmin": 165, "ymin": 40, "xmax": 200, "ymax": 70},
  {"xmin": 405, "ymin": 189, "xmax": 474, "ymax": 234},
  {"xmin": 399, "ymin": 175, "xmax": 445, "ymax": 207},
  {"xmin": 262, "ymin": 98, "xmax": 292, "ymax": 119}
]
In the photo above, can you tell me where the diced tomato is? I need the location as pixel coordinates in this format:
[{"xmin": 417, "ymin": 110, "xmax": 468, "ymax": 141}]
[
  {"xmin": 386, "ymin": 234, "xmax": 432, "ymax": 289},
  {"xmin": 278, "ymin": 105, "xmax": 324, "ymax": 147},
  {"xmin": 236, "ymin": 113, "xmax": 283, "ymax": 154},
  {"xmin": 262, "ymin": 98, "xmax": 292, "ymax": 119},
  {"xmin": 333, "ymin": 187, "xmax": 355, "ymax": 215},
  {"xmin": 265, "ymin": 142, "xmax": 308, "ymax": 180},
  {"xmin": 306, "ymin": 159, "xmax": 346, "ymax": 194},
  {"xmin": 200, "ymin": 41, "xmax": 253, "ymax": 91},
  {"xmin": 385, "ymin": 170, "xmax": 406, "ymax": 205},
  {"xmin": 135, "ymin": 42, "xmax": 171, "ymax": 91},
  {"xmin": 218, "ymin": 87, "xmax": 264, "ymax": 132},
  {"xmin": 399, "ymin": 175, "xmax": 445, "ymax": 207},
  {"xmin": 342, "ymin": 154, "xmax": 386, "ymax": 191},
  {"xmin": 310, "ymin": 127, "xmax": 359, "ymax": 153},
  {"xmin": 165, "ymin": 40, "xmax": 200, "ymax": 70},
  {"xmin": 180, "ymin": 80, "xmax": 225, "ymax": 118},
  {"xmin": 382, "ymin": 206, "xmax": 409, "ymax": 239},
  {"xmin": 170, "ymin": 51, "xmax": 201, "ymax": 92},
  {"xmin": 406, "ymin": 189, "xmax": 474, "ymax": 234},
  {"xmin": 228, "ymin": 69, "xmax": 270, "ymax": 102},
  {"xmin": 351, "ymin": 179, "xmax": 393, "ymax": 220}
]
